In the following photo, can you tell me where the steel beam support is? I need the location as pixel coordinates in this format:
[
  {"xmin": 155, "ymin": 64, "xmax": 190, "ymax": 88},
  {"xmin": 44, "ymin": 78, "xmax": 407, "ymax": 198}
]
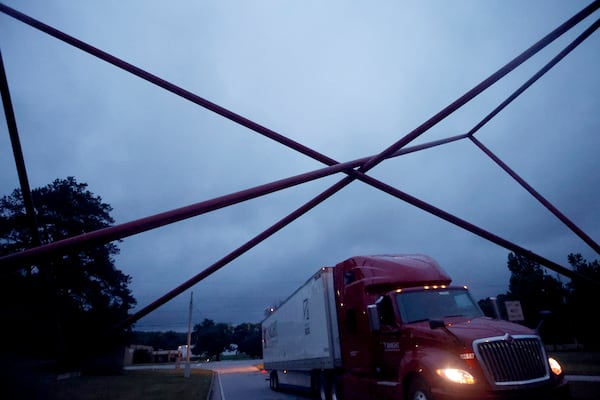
[
  {"xmin": 0, "ymin": 1, "xmax": 595, "ymax": 260},
  {"xmin": 465, "ymin": 17, "xmax": 600, "ymax": 139},
  {"xmin": 0, "ymin": 3, "xmax": 338, "ymax": 168},
  {"xmin": 0, "ymin": 0, "xmax": 598, "ymax": 173},
  {"xmin": 469, "ymin": 135, "xmax": 600, "ymax": 254},
  {"xmin": 0, "ymin": 50, "xmax": 41, "ymax": 250},
  {"xmin": 354, "ymin": 1, "xmax": 600, "ymax": 173},
  {"xmin": 121, "ymin": 153, "xmax": 599, "ymax": 329},
  {"xmin": 2, "ymin": 2, "xmax": 599, "ymax": 329},
  {"xmin": 119, "ymin": 8, "xmax": 600, "ymax": 327},
  {"xmin": 464, "ymin": 18, "xmax": 600, "ymax": 254},
  {"xmin": 0, "ymin": 133, "xmax": 469, "ymax": 269}
]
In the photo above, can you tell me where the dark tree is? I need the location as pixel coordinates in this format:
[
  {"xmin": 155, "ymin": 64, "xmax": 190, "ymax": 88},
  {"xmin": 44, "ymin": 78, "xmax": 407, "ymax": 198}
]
[
  {"xmin": 132, "ymin": 331, "xmax": 187, "ymax": 350},
  {"xmin": 506, "ymin": 252, "xmax": 568, "ymax": 343},
  {"xmin": 566, "ymin": 253, "xmax": 600, "ymax": 349},
  {"xmin": 233, "ymin": 322, "xmax": 262, "ymax": 358},
  {"xmin": 192, "ymin": 318, "xmax": 233, "ymax": 361},
  {"xmin": 0, "ymin": 177, "xmax": 136, "ymax": 371},
  {"xmin": 478, "ymin": 293, "xmax": 511, "ymax": 319}
]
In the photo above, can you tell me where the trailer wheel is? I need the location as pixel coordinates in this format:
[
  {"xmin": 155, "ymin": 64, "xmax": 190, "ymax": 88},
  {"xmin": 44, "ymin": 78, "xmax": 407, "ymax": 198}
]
[
  {"xmin": 269, "ymin": 371, "xmax": 279, "ymax": 391},
  {"xmin": 407, "ymin": 377, "xmax": 434, "ymax": 400}
]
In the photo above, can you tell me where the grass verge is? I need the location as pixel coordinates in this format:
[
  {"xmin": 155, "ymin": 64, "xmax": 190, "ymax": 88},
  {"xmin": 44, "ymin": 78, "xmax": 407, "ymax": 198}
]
[{"xmin": 48, "ymin": 369, "xmax": 213, "ymax": 400}]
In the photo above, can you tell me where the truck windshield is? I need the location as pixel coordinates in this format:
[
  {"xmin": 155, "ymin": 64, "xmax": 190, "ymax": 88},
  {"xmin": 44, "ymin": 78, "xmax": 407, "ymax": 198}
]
[{"xmin": 395, "ymin": 288, "xmax": 483, "ymax": 323}]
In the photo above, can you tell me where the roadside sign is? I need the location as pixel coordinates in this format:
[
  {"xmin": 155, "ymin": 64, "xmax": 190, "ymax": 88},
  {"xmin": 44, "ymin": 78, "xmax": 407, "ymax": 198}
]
[{"xmin": 504, "ymin": 300, "xmax": 524, "ymax": 322}]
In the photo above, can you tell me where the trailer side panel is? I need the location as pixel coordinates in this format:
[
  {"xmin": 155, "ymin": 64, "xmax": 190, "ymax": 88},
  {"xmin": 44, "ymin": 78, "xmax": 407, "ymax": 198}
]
[{"xmin": 262, "ymin": 267, "xmax": 340, "ymax": 371}]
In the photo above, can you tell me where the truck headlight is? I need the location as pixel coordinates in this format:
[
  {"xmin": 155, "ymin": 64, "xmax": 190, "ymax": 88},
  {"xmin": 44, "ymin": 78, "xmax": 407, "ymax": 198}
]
[
  {"xmin": 548, "ymin": 357, "xmax": 563, "ymax": 376},
  {"xmin": 436, "ymin": 368, "xmax": 475, "ymax": 384}
]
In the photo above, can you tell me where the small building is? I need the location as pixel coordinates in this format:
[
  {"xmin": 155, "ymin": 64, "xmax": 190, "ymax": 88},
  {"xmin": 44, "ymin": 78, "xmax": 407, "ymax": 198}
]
[{"xmin": 124, "ymin": 344, "xmax": 179, "ymax": 365}]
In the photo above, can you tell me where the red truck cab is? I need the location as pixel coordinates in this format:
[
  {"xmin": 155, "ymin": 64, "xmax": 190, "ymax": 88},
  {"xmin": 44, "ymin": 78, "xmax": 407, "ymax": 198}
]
[{"xmin": 332, "ymin": 254, "xmax": 570, "ymax": 400}]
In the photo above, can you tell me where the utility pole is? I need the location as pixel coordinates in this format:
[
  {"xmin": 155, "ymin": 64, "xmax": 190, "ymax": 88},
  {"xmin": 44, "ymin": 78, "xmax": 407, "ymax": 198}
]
[{"xmin": 184, "ymin": 291, "xmax": 193, "ymax": 378}]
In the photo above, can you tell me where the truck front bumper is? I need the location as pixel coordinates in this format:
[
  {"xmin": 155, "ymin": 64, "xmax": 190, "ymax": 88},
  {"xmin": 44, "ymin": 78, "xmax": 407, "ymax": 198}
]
[{"xmin": 431, "ymin": 379, "xmax": 571, "ymax": 400}]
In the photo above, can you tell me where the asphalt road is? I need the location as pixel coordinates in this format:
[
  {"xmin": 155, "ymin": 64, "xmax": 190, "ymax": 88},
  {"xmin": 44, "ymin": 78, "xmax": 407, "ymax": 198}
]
[
  {"xmin": 208, "ymin": 367, "xmax": 600, "ymax": 400},
  {"xmin": 200, "ymin": 360, "xmax": 308, "ymax": 400}
]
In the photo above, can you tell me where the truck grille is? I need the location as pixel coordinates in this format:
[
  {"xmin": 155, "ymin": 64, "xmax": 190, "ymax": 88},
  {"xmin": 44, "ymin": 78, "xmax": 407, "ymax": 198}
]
[{"xmin": 474, "ymin": 335, "xmax": 549, "ymax": 386}]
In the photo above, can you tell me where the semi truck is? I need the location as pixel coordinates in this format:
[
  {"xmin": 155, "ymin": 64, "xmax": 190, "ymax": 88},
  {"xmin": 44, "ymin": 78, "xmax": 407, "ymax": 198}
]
[{"xmin": 261, "ymin": 254, "xmax": 570, "ymax": 400}]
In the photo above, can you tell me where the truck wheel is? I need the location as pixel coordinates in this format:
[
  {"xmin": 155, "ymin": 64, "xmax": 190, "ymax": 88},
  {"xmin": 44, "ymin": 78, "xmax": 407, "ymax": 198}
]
[
  {"xmin": 317, "ymin": 373, "xmax": 328, "ymax": 400},
  {"xmin": 269, "ymin": 371, "xmax": 279, "ymax": 391},
  {"xmin": 408, "ymin": 377, "xmax": 434, "ymax": 400},
  {"xmin": 329, "ymin": 375, "xmax": 341, "ymax": 400}
]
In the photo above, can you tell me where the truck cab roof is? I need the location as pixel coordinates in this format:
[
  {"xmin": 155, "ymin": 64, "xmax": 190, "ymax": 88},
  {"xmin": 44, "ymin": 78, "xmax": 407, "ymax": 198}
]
[{"xmin": 335, "ymin": 254, "xmax": 452, "ymax": 295}]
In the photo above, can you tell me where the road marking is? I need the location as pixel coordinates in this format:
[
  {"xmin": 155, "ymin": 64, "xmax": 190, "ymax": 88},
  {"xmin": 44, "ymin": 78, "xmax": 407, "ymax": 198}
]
[
  {"xmin": 566, "ymin": 375, "xmax": 600, "ymax": 382},
  {"xmin": 217, "ymin": 372, "xmax": 226, "ymax": 400}
]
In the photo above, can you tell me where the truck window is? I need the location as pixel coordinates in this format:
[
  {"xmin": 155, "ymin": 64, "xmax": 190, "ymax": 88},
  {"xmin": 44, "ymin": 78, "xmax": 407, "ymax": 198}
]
[
  {"xmin": 395, "ymin": 288, "xmax": 482, "ymax": 323},
  {"xmin": 377, "ymin": 296, "xmax": 396, "ymax": 326},
  {"xmin": 344, "ymin": 271, "xmax": 355, "ymax": 285}
]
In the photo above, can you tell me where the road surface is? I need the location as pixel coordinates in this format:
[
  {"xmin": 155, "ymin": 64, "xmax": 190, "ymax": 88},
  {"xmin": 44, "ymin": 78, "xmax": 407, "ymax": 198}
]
[{"xmin": 200, "ymin": 360, "xmax": 310, "ymax": 400}]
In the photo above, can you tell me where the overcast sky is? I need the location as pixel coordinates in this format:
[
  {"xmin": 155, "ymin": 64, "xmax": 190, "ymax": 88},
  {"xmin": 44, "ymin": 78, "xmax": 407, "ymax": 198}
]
[{"xmin": 1, "ymin": 1, "xmax": 598, "ymax": 332}]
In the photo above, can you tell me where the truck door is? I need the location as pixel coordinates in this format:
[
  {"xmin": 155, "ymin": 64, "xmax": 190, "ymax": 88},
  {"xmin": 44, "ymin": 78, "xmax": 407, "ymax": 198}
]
[
  {"xmin": 338, "ymin": 284, "xmax": 376, "ymax": 400},
  {"xmin": 375, "ymin": 296, "xmax": 403, "ymax": 381}
]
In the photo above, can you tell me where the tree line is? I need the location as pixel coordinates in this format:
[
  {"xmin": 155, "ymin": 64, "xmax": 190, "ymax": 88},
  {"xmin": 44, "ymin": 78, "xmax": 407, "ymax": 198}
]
[
  {"xmin": 1, "ymin": 177, "xmax": 598, "ymax": 374},
  {"xmin": 478, "ymin": 252, "xmax": 599, "ymax": 349},
  {"xmin": 132, "ymin": 320, "xmax": 262, "ymax": 361}
]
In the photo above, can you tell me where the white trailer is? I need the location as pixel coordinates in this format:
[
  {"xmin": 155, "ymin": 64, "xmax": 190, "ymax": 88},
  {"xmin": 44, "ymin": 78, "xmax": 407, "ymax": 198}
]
[{"xmin": 262, "ymin": 267, "xmax": 341, "ymax": 392}]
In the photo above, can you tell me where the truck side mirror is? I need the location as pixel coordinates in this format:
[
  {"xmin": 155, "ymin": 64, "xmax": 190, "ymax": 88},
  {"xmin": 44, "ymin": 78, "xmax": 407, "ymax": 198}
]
[
  {"xmin": 367, "ymin": 304, "xmax": 380, "ymax": 332},
  {"xmin": 535, "ymin": 310, "xmax": 552, "ymax": 333}
]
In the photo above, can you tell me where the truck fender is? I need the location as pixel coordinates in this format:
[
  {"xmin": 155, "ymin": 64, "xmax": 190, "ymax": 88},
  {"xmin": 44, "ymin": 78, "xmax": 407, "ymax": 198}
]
[{"xmin": 399, "ymin": 351, "xmax": 450, "ymax": 394}]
